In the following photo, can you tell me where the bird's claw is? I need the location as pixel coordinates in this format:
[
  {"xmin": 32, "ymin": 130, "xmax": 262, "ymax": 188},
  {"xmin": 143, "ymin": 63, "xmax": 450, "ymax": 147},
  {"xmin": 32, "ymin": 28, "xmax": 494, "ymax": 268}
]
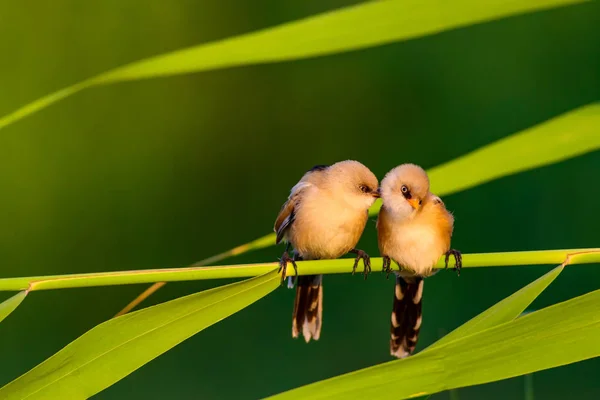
[
  {"xmin": 278, "ymin": 252, "xmax": 298, "ymax": 285},
  {"xmin": 382, "ymin": 256, "xmax": 393, "ymax": 280},
  {"xmin": 351, "ymin": 249, "xmax": 371, "ymax": 280},
  {"xmin": 445, "ymin": 249, "xmax": 462, "ymax": 277}
]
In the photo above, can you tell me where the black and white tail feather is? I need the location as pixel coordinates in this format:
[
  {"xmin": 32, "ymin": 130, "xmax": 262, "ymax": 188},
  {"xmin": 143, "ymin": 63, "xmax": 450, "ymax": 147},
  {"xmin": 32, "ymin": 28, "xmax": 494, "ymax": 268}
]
[
  {"xmin": 390, "ymin": 274, "xmax": 424, "ymax": 358},
  {"xmin": 292, "ymin": 274, "xmax": 323, "ymax": 342}
]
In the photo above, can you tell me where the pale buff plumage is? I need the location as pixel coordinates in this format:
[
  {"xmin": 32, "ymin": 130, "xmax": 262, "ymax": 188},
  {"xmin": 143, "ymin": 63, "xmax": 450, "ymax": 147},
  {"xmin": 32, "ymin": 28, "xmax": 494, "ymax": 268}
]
[
  {"xmin": 377, "ymin": 163, "xmax": 458, "ymax": 359},
  {"xmin": 377, "ymin": 164, "xmax": 453, "ymax": 276},
  {"xmin": 274, "ymin": 160, "xmax": 380, "ymax": 343},
  {"xmin": 378, "ymin": 192, "xmax": 453, "ymax": 276},
  {"xmin": 275, "ymin": 160, "xmax": 379, "ymax": 260}
]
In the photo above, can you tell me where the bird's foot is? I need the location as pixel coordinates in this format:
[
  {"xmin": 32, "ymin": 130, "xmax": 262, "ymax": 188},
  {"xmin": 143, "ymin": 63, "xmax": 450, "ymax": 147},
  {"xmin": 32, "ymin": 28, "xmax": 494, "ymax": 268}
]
[
  {"xmin": 350, "ymin": 249, "xmax": 371, "ymax": 280},
  {"xmin": 444, "ymin": 249, "xmax": 462, "ymax": 277},
  {"xmin": 278, "ymin": 251, "xmax": 298, "ymax": 285},
  {"xmin": 382, "ymin": 255, "xmax": 393, "ymax": 280}
]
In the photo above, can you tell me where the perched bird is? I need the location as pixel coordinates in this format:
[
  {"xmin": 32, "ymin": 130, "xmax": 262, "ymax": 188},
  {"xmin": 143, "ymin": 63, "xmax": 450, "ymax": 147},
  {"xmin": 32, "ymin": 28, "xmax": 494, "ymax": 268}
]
[
  {"xmin": 274, "ymin": 160, "xmax": 380, "ymax": 343},
  {"xmin": 377, "ymin": 163, "xmax": 461, "ymax": 358}
]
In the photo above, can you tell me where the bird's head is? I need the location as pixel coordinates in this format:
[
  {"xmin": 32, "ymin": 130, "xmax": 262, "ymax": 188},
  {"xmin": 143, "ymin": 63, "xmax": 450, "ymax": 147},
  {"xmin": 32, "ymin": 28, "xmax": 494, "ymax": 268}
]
[
  {"xmin": 380, "ymin": 163, "xmax": 430, "ymax": 219},
  {"xmin": 325, "ymin": 160, "xmax": 380, "ymax": 210}
]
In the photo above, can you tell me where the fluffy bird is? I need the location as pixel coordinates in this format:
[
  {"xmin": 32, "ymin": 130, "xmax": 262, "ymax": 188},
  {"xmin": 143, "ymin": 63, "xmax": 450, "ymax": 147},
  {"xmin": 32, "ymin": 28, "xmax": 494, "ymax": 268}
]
[
  {"xmin": 377, "ymin": 163, "xmax": 461, "ymax": 358},
  {"xmin": 274, "ymin": 160, "xmax": 380, "ymax": 343}
]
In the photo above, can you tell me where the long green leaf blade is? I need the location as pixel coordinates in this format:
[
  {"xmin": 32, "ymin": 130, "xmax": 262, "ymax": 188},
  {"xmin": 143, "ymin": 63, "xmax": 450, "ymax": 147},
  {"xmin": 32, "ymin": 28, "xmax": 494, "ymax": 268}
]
[
  {"xmin": 270, "ymin": 287, "xmax": 600, "ymax": 399},
  {"xmin": 430, "ymin": 264, "xmax": 564, "ymax": 348},
  {"xmin": 426, "ymin": 103, "xmax": 600, "ymax": 197},
  {"xmin": 0, "ymin": 269, "xmax": 280, "ymax": 399},
  {"xmin": 93, "ymin": 0, "xmax": 586, "ymax": 83},
  {"xmin": 0, "ymin": 0, "xmax": 587, "ymax": 131},
  {"xmin": 369, "ymin": 103, "xmax": 600, "ymax": 215},
  {"xmin": 0, "ymin": 291, "xmax": 27, "ymax": 324}
]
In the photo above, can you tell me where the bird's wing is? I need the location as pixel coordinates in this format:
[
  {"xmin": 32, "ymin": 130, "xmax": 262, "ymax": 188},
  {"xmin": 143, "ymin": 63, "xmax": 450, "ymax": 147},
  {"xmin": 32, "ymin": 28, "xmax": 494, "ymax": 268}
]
[
  {"xmin": 428, "ymin": 193, "xmax": 455, "ymax": 242},
  {"xmin": 274, "ymin": 195, "xmax": 298, "ymax": 244},
  {"xmin": 274, "ymin": 165, "xmax": 329, "ymax": 245}
]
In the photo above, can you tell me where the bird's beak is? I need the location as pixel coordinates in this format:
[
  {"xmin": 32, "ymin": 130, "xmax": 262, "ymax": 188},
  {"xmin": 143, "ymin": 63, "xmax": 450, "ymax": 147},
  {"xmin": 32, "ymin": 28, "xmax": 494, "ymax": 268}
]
[
  {"xmin": 372, "ymin": 188, "xmax": 381, "ymax": 198},
  {"xmin": 407, "ymin": 198, "xmax": 420, "ymax": 210}
]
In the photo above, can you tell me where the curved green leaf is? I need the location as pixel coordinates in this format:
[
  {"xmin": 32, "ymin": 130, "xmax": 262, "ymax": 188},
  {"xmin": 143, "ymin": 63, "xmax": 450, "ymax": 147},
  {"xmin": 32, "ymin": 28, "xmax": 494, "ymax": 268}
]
[
  {"xmin": 270, "ymin": 287, "xmax": 600, "ymax": 399},
  {"xmin": 0, "ymin": 269, "xmax": 280, "ymax": 399},
  {"xmin": 93, "ymin": 0, "xmax": 586, "ymax": 83},
  {"xmin": 0, "ymin": 0, "xmax": 587, "ymax": 131},
  {"xmin": 430, "ymin": 264, "xmax": 564, "ymax": 348},
  {"xmin": 0, "ymin": 291, "xmax": 27, "ymax": 324},
  {"xmin": 425, "ymin": 103, "xmax": 600, "ymax": 198}
]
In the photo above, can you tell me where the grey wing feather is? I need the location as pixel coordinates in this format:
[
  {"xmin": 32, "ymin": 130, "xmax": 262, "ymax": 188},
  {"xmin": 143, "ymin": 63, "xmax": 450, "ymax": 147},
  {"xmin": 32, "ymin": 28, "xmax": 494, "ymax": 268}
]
[
  {"xmin": 273, "ymin": 182, "xmax": 308, "ymax": 244},
  {"xmin": 275, "ymin": 204, "xmax": 296, "ymax": 244}
]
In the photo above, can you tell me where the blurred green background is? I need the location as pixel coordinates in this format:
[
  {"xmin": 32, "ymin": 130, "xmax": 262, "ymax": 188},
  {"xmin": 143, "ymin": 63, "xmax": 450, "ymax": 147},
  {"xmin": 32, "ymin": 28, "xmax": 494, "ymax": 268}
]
[{"xmin": 1, "ymin": 1, "xmax": 599, "ymax": 399}]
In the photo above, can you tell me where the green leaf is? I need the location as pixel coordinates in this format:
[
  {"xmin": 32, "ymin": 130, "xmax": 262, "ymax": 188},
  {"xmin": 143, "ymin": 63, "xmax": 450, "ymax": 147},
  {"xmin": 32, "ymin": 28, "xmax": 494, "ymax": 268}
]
[
  {"xmin": 426, "ymin": 103, "xmax": 600, "ymax": 198},
  {"xmin": 430, "ymin": 264, "xmax": 564, "ymax": 348},
  {"xmin": 269, "ymin": 287, "xmax": 600, "ymax": 399},
  {"xmin": 0, "ymin": 291, "xmax": 27, "ymax": 324},
  {"xmin": 93, "ymin": 0, "xmax": 586, "ymax": 83},
  {"xmin": 369, "ymin": 102, "xmax": 600, "ymax": 216},
  {"xmin": 0, "ymin": 0, "xmax": 587, "ymax": 131},
  {"xmin": 0, "ymin": 269, "xmax": 280, "ymax": 399}
]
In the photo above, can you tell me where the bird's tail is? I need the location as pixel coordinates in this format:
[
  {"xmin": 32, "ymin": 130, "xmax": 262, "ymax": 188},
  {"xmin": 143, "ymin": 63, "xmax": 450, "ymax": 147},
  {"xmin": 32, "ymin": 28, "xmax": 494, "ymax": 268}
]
[
  {"xmin": 292, "ymin": 274, "xmax": 323, "ymax": 343},
  {"xmin": 390, "ymin": 275, "xmax": 424, "ymax": 358}
]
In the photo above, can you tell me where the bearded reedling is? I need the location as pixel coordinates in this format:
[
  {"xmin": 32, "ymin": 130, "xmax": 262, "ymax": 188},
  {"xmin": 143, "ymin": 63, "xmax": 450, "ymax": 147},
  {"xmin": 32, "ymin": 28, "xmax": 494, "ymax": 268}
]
[
  {"xmin": 377, "ymin": 163, "xmax": 461, "ymax": 358},
  {"xmin": 274, "ymin": 160, "xmax": 380, "ymax": 342}
]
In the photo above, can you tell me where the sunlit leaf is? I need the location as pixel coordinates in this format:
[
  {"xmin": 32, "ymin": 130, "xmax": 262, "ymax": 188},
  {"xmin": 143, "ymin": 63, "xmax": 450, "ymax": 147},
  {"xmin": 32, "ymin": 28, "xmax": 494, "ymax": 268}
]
[
  {"xmin": 94, "ymin": 0, "xmax": 586, "ymax": 83},
  {"xmin": 430, "ymin": 264, "xmax": 563, "ymax": 348},
  {"xmin": 0, "ymin": 291, "xmax": 27, "ymax": 324},
  {"xmin": 269, "ymin": 287, "xmax": 600, "ymax": 399},
  {"xmin": 0, "ymin": 0, "xmax": 587, "ymax": 131},
  {"xmin": 425, "ymin": 103, "xmax": 600, "ymax": 198},
  {"xmin": 0, "ymin": 269, "xmax": 280, "ymax": 399}
]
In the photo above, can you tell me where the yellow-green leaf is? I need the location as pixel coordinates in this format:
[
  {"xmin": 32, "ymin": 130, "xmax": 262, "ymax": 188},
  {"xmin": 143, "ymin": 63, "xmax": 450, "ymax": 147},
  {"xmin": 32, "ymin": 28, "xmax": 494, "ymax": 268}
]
[
  {"xmin": 270, "ymin": 287, "xmax": 600, "ymax": 399},
  {"xmin": 0, "ymin": 269, "xmax": 280, "ymax": 399},
  {"xmin": 426, "ymin": 103, "xmax": 600, "ymax": 198},
  {"xmin": 93, "ymin": 0, "xmax": 586, "ymax": 83},
  {"xmin": 0, "ymin": 0, "xmax": 587, "ymax": 131},
  {"xmin": 0, "ymin": 291, "xmax": 27, "ymax": 324},
  {"xmin": 430, "ymin": 264, "xmax": 564, "ymax": 348}
]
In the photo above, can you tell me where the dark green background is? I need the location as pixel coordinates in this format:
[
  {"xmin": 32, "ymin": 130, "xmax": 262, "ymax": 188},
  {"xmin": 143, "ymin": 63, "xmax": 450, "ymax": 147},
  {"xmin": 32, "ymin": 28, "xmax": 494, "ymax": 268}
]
[{"xmin": 1, "ymin": 1, "xmax": 599, "ymax": 398}]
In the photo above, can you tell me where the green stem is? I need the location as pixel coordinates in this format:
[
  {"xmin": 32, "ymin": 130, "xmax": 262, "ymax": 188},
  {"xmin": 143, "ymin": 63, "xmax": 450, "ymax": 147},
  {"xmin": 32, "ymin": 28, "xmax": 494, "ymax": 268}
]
[
  {"xmin": 0, "ymin": 248, "xmax": 597, "ymax": 292},
  {"xmin": 524, "ymin": 374, "xmax": 534, "ymax": 400}
]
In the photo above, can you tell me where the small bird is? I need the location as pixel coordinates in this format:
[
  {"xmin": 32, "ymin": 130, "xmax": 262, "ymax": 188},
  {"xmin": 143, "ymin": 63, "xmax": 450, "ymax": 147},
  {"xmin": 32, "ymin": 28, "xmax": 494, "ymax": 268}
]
[
  {"xmin": 274, "ymin": 160, "xmax": 380, "ymax": 343},
  {"xmin": 376, "ymin": 163, "xmax": 461, "ymax": 358}
]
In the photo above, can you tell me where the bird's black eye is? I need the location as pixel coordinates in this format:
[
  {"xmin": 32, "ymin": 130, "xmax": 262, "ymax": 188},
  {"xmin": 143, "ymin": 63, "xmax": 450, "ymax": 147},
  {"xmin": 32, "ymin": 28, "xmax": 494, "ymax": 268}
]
[
  {"xmin": 359, "ymin": 184, "xmax": 370, "ymax": 193},
  {"xmin": 400, "ymin": 185, "xmax": 412, "ymax": 199}
]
